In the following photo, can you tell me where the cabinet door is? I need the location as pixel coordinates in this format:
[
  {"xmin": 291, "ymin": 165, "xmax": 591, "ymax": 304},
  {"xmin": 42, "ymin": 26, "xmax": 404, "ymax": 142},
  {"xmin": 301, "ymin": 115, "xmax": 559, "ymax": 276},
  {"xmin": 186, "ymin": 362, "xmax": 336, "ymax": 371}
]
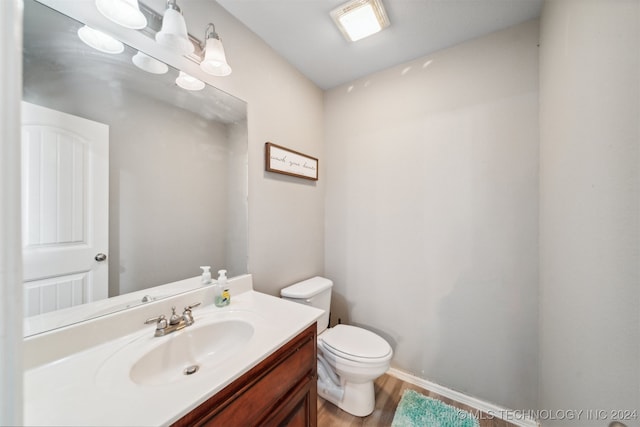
[{"xmin": 261, "ymin": 372, "xmax": 317, "ymax": 427}]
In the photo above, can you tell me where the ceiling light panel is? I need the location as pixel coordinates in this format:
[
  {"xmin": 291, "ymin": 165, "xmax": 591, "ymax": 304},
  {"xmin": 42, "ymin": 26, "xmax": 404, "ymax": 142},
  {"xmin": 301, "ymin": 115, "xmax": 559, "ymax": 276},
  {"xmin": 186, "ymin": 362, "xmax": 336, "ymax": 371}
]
[{"xmin": 330, "ymin": 0, "xmax": 390, "ymax": 42}]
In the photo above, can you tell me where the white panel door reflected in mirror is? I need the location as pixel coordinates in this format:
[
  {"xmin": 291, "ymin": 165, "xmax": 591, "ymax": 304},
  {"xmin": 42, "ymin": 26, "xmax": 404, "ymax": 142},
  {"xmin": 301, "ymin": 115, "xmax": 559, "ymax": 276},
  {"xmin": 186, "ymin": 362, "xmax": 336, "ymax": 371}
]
[{"xmin": 22, "ymin": 101, "xmax": 109, "ymax": 316}]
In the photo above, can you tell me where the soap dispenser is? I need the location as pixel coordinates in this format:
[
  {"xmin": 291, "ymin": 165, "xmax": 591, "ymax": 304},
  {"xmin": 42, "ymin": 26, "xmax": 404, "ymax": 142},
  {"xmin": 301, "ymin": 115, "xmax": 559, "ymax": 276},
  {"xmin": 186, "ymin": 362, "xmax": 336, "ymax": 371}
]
[
  {"xmin": 214, "ymin": 269, "xmax": 230, "ymax": 307},
  {"xmin": 200, "ymin": 266, "xmax": 212, "ymax": 284}
]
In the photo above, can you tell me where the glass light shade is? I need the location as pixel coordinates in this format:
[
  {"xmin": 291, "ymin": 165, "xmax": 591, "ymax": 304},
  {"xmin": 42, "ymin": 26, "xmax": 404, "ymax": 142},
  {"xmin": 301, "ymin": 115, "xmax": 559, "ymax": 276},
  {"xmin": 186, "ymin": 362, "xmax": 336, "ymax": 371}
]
[
  {"xmin": 175, "ymin": 71, "xmax": 205, "ymax": 91},
  {"xmin": 95, "ymin": 0, "xmax": 147, "ymax": 29},
  {"xmin": 155, "ymin": 8, "xmax": 194, "ymax": 55},
  {"xmin": 77, "ymin": 25, "xmax": 124, "ymax": 54},
  {"xmin": 132, "ymin": 51, "xmax": 169, "ymax": 74},
  {"xmin": 200, "ymin": 37, "xmax": 232, "ymax": 76}
]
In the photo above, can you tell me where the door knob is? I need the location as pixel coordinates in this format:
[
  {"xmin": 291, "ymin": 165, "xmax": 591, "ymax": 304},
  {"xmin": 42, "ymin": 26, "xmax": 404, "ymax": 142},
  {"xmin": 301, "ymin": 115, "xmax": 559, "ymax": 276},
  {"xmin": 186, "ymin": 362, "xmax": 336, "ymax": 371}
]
[{"xmin": 95, "ymin": 253, "xmax": 107, "ymax": 262}]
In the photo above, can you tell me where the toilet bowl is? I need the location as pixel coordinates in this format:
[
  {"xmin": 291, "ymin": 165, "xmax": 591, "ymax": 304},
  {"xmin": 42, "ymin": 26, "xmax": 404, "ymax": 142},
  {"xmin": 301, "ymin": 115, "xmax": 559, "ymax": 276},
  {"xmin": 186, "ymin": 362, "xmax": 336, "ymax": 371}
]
[{"xmin": 281, "ymin": 277, "xmax": 393, "ymax": 417}]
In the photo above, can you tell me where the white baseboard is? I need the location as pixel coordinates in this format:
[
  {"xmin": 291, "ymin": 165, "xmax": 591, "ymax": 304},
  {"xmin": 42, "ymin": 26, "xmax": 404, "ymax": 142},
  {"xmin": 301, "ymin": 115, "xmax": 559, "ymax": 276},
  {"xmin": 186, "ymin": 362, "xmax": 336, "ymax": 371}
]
[{"xmin": 387, "ymin": 368, "xmax": 539, "ymax": 427}]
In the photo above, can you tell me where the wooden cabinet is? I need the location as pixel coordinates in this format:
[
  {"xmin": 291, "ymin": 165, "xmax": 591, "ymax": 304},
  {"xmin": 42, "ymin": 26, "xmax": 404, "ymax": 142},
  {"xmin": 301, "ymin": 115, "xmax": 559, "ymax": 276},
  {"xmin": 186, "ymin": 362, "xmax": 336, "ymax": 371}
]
[{"xmin": 173, "ymin": 323, "xmax": 317, "ymax": 427}]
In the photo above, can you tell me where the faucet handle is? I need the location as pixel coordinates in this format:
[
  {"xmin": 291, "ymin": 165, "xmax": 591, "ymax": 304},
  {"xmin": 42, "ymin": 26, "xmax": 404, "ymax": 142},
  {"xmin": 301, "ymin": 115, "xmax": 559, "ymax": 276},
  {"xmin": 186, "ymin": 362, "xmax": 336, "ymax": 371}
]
[
  {"xmin": 182, "ymin": 302, "xmax": 201, "ymax": 326},
  {"xmin": 185, "ymin": 302, "xmax": 201, "ymax": 311},
  {"xmin": 144, "ymin": 314, "xmax": 167, "ymax": 329}
]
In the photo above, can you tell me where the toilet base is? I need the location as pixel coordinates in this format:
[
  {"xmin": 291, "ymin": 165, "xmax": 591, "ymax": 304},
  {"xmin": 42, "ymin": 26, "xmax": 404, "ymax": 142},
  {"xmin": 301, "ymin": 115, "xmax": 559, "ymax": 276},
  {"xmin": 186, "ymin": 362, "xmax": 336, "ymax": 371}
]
[{"xmin": 318, "ymin": 379, "xmax": 375, "ymax": 417}]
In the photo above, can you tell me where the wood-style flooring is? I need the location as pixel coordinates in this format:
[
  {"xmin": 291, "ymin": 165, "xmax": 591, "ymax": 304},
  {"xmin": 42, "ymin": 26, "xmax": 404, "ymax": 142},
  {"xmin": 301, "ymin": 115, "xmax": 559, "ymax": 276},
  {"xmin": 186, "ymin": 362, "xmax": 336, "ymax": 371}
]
[{"xmin": 317, "ymin": 373, "xmax": 518, "ymax": 427}]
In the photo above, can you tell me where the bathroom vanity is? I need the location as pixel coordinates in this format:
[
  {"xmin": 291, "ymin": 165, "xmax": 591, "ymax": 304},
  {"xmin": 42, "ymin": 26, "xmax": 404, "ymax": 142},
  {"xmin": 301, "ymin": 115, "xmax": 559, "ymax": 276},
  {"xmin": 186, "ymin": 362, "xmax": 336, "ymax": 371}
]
[{"xmin": 23, "ymin": 275, "xmax": 322, "ymax": 426}]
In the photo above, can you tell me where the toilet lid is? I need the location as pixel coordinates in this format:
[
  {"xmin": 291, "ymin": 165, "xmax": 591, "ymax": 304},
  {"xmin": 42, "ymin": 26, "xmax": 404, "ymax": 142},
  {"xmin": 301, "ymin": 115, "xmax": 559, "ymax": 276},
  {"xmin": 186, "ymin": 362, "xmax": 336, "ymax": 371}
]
[{"xmin": 321, "ymin": 324, "xmax": 391, "ymax": 360}]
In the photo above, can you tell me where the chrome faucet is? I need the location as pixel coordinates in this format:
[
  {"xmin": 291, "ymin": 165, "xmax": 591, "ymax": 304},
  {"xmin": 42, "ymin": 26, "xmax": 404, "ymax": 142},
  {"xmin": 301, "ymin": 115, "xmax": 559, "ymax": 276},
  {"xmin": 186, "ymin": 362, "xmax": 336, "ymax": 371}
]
[{"xmin": 144, "ymin": 302, "xmax": 201, "ymax": 337}]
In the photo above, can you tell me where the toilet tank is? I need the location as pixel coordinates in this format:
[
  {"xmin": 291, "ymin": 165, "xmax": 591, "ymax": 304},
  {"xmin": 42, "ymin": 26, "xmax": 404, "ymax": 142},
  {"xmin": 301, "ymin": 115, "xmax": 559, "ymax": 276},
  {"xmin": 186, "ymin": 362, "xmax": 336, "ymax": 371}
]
[{"xmin": 281, "ymin": 277, "xmax": 332, "ymax": 334}]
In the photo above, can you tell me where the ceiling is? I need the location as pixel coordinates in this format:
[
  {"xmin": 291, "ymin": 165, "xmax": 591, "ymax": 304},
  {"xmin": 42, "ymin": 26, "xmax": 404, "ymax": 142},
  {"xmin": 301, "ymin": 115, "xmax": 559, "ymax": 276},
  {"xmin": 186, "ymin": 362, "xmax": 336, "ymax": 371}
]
[{"xmin": 216, "ymin": 0, "xmax": 543, "ymax": 90}]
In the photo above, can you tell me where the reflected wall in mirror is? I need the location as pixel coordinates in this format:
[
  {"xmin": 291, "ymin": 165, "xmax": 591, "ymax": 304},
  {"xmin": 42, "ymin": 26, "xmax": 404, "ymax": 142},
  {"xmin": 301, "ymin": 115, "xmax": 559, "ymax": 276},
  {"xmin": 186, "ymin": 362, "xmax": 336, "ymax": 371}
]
[{"xmin": 22, "ymin": 0, "xmax": 248, "ymax": 336}]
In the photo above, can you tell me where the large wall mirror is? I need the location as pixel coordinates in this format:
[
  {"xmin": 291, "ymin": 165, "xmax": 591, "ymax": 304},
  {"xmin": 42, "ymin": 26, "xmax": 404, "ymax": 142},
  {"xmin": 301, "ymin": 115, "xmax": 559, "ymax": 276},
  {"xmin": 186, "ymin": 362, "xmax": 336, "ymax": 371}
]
[{"xmin": 22, "ymin": 0, "xmax": 248, "ymax": 336}]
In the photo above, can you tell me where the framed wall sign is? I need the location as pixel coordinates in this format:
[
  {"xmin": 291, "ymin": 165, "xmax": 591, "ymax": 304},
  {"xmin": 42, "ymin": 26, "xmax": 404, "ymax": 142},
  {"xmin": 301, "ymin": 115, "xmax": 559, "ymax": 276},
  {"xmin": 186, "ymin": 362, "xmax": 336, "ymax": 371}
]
[{"xmin": 265, "ymin": 142, "xmax": 319, "ymax": 181}]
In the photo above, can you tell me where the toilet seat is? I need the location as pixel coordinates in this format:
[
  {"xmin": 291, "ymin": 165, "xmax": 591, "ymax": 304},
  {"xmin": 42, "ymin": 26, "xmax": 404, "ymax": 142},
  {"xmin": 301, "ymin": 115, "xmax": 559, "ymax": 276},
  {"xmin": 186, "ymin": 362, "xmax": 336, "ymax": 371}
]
[{"xmin": 320, "ymin": 325, "xmax": 392, "ymax": 364}]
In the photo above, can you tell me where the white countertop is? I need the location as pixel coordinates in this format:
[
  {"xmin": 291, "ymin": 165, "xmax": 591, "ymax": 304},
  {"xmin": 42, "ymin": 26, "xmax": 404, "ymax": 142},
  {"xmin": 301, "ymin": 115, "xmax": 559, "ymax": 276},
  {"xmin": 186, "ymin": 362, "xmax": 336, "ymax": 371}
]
[{"xmin": 24, "ymin": 277, "xmax": 322, "ymax": 426}]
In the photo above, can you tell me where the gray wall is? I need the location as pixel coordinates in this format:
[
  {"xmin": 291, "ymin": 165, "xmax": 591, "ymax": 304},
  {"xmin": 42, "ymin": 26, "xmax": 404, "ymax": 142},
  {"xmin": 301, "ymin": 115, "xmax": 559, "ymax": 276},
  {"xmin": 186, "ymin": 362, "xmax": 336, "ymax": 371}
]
[
  {"xmin": 539, "ymin": 0, "xmax": 639, "ymax": 424},
  {"xmin": 324, "ymin": 20, "xmax": 540, "ymax": 410}
]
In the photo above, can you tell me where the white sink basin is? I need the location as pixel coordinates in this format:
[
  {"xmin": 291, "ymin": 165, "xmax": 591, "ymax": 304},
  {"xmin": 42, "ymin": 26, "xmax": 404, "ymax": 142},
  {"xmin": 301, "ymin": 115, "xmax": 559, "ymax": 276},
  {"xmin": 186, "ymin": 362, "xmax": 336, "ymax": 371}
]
[
  {"xmin": 95, "ymin": 311, "xmax": 259, "ymax": 390},
  {"xmin": 130, "ymin": 319, "xmax": 254, "ymax": 386}
]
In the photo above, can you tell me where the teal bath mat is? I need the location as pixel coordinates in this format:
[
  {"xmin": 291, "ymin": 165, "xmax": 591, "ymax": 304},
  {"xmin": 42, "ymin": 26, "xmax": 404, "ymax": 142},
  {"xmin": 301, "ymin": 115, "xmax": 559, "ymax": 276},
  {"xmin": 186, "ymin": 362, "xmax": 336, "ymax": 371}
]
[{"xmin": 391, "ymin": 389, "xmax": 480, "ymax": 427}]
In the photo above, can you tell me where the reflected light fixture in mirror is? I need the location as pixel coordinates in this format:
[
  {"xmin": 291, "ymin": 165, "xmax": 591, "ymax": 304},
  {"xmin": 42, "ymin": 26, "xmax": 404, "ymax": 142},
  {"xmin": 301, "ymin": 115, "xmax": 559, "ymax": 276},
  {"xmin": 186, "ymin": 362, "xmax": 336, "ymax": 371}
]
[
  {"xmin": 77, "ymin": 25, "xmax": 125, "ymax": 54},
  {"xmin": 200, "ymin": 23, "xmax": 232, "ymax": 76},
  {"xmin": 175, "ymin": 71, "xmax": 205, "ymax": 90},
  {"xmin": 132, "ymin": 51, "xmax": 169, "ymax": 74},
  {"xmin": 95, "ymin": 0, "xmax": 147, "ymax": 29},
  {"xmin": 156, "ymin": 0, "xmax": 194, "ymax": 55}
]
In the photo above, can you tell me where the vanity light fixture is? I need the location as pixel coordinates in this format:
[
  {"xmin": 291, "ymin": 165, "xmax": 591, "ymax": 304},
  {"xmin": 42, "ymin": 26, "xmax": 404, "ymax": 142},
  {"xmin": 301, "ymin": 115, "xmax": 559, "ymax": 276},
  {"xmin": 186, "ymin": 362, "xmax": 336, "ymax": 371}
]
[
  {"xmin": 175, "ymin": 71, "xmax": 205, "ymax": 91},
  {"xmin": 199, "ymin": 23, "xmax": 232, "ymax": 76},
  {"xmin": 77, "ymin": 25, "xmax": 125, "ymax": 54},
  {"xmin": 330, "ymin": 0, "xmax": 390, "ymax": 42},
  {"xmin": 132, "ymin": 51, "xmax": 169, "ymax": 74},
  {"xmin": 156, "ymin": 0, "xmax": 194, "ymax": 55},
  {"xmin": 130, "ymin": 2, "xmax": 233, "ymax": 76},
  {"xmin": 95, "ymin": 0, "xmax": 147, "ymax": 29}
]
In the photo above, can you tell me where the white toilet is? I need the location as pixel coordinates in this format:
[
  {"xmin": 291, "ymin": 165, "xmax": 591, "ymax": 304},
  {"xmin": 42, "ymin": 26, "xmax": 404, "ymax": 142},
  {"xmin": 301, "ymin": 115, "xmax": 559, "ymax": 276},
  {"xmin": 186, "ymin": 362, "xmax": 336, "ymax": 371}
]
[{"xmin": 281, "ymin": 277, "xmax": 393, "ymax": 417}]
